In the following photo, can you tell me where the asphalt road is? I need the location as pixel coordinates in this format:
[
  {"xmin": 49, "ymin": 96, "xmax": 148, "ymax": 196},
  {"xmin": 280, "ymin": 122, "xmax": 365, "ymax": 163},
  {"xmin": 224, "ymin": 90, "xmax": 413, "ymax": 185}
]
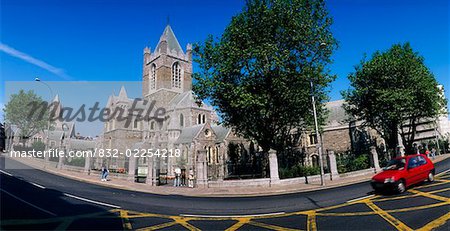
[{"xmin": 1, "ymin": 155, "xmax": 449, "ymax": 230}]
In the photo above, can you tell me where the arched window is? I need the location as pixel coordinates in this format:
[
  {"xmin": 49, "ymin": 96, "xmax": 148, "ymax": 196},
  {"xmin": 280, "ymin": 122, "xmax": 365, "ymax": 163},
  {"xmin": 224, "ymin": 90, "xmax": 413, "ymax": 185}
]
[
  {"xmin": 207, "ymin": 146, "xmax": 213, "ymax": 164},
  {"xmin": 198, "ymin": 114, "xmax": 202, "ymax": 124},
  {"xmin": 150, "ymin": 64, "xmax": 156, "ymax": 90},
  {"xmin": 172, "ymin": 62, "xmax": 182, "ymax": 88},
  {"xmin": 215, "ymin": 146, "xmax": 220, "ymax": 164},
  {"xmin": 150, "ymin": 121, "xmax": 155, "ymax": 130},
  {"xmin": 311, "ymin": 155, "xmax": 319, "ymax": 167},
  {"xmin": 202, "ymin": 114, "xmax": 206, "ymax": 124},
  {"xmin": 133, "ymin": 119, "xmax": 139, "ymax": 129},
  {"xmin": 179, "ymin": 114, "xmax": 184, "ymax": 127}
]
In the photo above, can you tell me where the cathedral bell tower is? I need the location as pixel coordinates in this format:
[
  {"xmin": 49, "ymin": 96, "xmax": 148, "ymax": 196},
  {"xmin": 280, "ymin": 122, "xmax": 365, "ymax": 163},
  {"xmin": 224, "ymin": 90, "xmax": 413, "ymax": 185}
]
[{"xmin": 142, "ymin": 25, "xmax": 193, "ymax": 99}]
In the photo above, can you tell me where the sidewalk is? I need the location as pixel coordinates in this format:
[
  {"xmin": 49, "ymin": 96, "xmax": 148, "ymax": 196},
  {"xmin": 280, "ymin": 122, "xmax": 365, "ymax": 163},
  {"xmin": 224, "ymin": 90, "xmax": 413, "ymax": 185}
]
[{"xmin": 6, "ymin": 153, "xmax": 450, "ymax": 197}]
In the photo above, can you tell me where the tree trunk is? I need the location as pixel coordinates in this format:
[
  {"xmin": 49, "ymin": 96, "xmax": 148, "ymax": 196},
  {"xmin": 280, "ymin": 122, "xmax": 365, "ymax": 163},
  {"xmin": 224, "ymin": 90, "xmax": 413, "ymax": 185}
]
[{"xmin": 384, "ymin": 122, "xmax": 400, "ymax": 158}]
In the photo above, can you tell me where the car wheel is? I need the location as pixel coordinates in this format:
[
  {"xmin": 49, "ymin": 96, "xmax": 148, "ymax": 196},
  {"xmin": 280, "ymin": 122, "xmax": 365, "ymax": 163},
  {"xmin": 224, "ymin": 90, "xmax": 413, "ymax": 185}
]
[
  {"xmin": 396, "ymin": 180, "xmax": 406, "ymax": 194},
  {"xmin": 427, "ymin": 172, "xmax": 435, "ymax": 182}
]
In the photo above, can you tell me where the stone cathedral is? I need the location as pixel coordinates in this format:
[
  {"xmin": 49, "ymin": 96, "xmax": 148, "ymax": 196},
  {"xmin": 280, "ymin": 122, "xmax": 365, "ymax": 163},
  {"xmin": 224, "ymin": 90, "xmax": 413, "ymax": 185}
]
[{"xmin": 101, "ymin": 25, "xmax": 251, "ymax": 186}]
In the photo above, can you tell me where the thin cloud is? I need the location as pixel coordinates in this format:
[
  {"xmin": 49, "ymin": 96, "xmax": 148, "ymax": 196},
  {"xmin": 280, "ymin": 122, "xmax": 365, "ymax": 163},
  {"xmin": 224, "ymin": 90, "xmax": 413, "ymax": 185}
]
[{"xmin": 0, "ymin": 42, "xmax": 71, "ymax": 80}]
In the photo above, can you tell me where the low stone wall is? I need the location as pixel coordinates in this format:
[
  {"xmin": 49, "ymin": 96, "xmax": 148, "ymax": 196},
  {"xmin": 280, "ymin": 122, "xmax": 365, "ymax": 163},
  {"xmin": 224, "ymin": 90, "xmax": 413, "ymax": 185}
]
[
  {"xmin": 208, "ymin": 169, "xmax": 374, "ymax": 188},
  {"xmin": 12, "ymin": 155, "xmax": 375, "ymax": 189},
  {"xmin": 62, "ymin": 165, "xmax": 85, "ymax": 172},
  {"xmin": 208, "ymin": 178, "xmax": 271, "ymax": 188},
  {"xmin": 339, "ymin": 168, "xmax": 375, "ymax": 178}
]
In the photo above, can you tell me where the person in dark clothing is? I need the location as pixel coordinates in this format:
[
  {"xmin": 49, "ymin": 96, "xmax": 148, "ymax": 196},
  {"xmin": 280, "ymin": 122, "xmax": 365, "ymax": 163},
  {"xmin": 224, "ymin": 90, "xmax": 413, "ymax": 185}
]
[{"xmin": 0, "ymin": 123, "xmax": 5, "ymax": 153}]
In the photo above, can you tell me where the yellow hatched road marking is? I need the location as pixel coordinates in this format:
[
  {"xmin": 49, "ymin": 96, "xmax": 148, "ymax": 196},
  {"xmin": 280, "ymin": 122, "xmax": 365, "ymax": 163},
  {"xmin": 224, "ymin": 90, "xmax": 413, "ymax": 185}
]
[
  {"xmin": 365, "ymin": 200, "xmax": 412, "ymax": 231},
  {"xmin": 416, "ymin": 212, "xmax": 450, "ymax": 231},
  {"xmin": 415, "ymin": 180, "xmax": 450, "ymax": 189},
  {"xmin": 172, "ymin": 217, "xmax": 201, "ymax": 231},
  {"xmin": 119, "ymin": 209, "xmax": 133, "ymax": 230},
  {"xmin": 135, "ymin": 221, "xmax": 177, "ymax": 231},
  {"xmin": 224, "ymin": 218, "xmax": 251, "ymax": 231},
  {"xmin": 409, "ymin": 189, "xmax": 450, "ymax": 202},
  {"xmin": 249, "ymin": 221, "xmax": 301, "ymax": 231},
  {"xmin": 306, "ymin": 212, "xmax": 317, "ymax": 231},
  {"xmin": 373, "ymin": 187, "xmax": 450, "ymax": 202}
]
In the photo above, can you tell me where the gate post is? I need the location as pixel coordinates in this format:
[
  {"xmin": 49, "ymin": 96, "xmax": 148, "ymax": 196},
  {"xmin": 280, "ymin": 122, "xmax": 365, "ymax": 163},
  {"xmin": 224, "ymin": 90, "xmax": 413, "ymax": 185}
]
[
  {"xmin": 146, "ymin": 156, "xmax": 156, "ymax": 186},
  {"xmin": 327, "ymin": 150, "xmax": 339, "ymax": 180},
  {"xmin": 128, "ymin": 156, "xmax": 136, "ymax": 181},
  {"xmin": 269, "ymin": 149, "xmax": 280, "ymax": 186},
  {"xmin": 196, "ymin": 150, "xmax": 208, "ymax": 188},
  {"xmin": 370, "ymin": 146, "xmax": 381, "ymax": 173}
]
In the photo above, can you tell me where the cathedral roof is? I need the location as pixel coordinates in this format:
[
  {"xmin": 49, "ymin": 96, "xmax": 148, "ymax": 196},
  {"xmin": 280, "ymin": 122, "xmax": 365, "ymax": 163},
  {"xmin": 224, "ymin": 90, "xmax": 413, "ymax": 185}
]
[
  {"xmin": 118, "ymin": 86, "xmax": 128, "ymax": 99},
  {"xmin": 211, "ymin": 125, "xmax": 230, "ymax": 143},
  {"xmin": 44, "ymin": 130, "xmax": 65, "ymax": 141},
  {"xmin": 168, "ymin": 90, "xmax": 214, "ymax": 111},
  {"xmin": 53, "ymin": 94, "xmax": 60, "ymax": 102},
  {"xmin": 174, "ymin": 124, "xmax": 204, "ymax": 144},
  {"xmin": 324, "ymin": 100, "xmax": 352, "ymax": 127},
  {"xmin": 68, "ymin": 138, "xmax": 96, "ymax": 150},
  {"xmin": 155, "ymin": 25, "xmax": 184, "ymax": 55}
]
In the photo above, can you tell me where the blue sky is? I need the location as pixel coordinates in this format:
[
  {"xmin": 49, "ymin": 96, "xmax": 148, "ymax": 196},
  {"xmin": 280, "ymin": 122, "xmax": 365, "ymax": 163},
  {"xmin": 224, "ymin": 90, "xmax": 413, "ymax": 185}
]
[{"xmin": 1, "ymin": 0, "xmax": 449, "ymax": 130}]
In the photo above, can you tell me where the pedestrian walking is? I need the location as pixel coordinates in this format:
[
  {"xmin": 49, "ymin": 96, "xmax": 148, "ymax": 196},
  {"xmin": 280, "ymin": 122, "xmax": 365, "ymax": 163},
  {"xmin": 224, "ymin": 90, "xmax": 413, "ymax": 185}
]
[
  {"xmin": 181, "ymin": 169, "xmax": 186, "ymax": 186},
  {"xmin": 188, "ymin": 168, "xmax": 194, "ymax": 188},
  {"xmin": 101, "ymin": 165, "xmax": 109, "ymax": 181},
  {"xmin": 431, "ymin": 148, "xmax": 436, "ymax": 160},
  {"xmin": 174, "ymin": 167, "xmax": 181, "ymax": 187}
]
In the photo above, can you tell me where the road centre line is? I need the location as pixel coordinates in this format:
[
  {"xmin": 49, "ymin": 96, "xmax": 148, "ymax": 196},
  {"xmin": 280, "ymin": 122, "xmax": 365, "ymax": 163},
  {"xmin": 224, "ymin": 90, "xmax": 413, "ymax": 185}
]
[
  {"xmin": 63, "ymin": 193, "xmax": 121, "ymax": 209},
  {"xmin": 346, "ymin": 194, "xmax": 375, "ymax": 203},
  {"xmin": 0, "ymin": 188, "xmax": 57, "ymax": 216},
  {"xmin": 29, "ymin": 182, "xmax": 46, "ymax": 189},
  {"xmin": 180, "ymin": 212, "xmax": 285, "ymax": 218},
  {"xmin": 0, "ymin": 169, "xmax": 13, "ymax": 176}
]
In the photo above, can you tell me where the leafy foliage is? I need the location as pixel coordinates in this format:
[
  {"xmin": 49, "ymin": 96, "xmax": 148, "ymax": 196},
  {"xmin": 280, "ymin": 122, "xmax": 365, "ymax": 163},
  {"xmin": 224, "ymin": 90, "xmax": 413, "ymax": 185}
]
[
  {"xmin": 193, "ymin": 0, "xmax": 337, "ymax": 153},
  {"xmin": 4, "ymin": 90, "xmax": 50, "ymax": 145},
  {"xmin": 279, "ymin": 164, "xmax": 320, "ymax": 179},
  {"xmin": 32, "ymin": 141, "xmax": 46, "ymax": 152},
  {"xmin": 342, "ymin": 43, "xmax": 447, "ymax": 154},
  {"xmin": 336, "ymin": 153, "xmax": 369, "ymax": 173}
]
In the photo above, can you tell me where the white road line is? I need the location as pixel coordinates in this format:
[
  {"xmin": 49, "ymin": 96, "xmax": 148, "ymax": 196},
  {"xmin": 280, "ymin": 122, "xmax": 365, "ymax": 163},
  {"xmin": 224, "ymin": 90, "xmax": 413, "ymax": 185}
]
[
  {"xmin": 436, "ymin": 169, "xmax": 450, "ymax": 176},
  {"xmin": 0, "ymin": 188, "xmax": 57, "ymax": 216},
  {"xmin": 63, "ymin": 193, "xmax": 121, "ymax": 209},
  {"xmin": 180, "ymin": 212, "xmax": 285, "ymax": 218},
  {"xmin": 29, "ymin": 182, "xmax": 46, "ymax": 189},
  {"xmin": 0, "ymin": 169, "xmax": 13, "ymax": 176},
  {"xmin": 347, "ymin": 194, "xmax": 375, "ymax": 203}
]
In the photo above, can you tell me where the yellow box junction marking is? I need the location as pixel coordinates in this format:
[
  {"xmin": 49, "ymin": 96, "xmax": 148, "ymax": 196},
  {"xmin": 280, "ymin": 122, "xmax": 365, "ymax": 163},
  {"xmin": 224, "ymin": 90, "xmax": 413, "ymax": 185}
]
[
  {"xmin": 2, "ymin": 179, "xmax": 450, "ymax": 231},
  {"xmin": 365, "ymin": 200, "xmax": 412, "ymax": 231}
]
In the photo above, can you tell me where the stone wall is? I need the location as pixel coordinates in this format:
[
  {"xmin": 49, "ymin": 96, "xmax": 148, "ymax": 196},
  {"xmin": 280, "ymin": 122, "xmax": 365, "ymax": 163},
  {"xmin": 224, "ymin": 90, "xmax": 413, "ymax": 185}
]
[{"xmin": 322, "ymin": 126, "xmax": 352, "ymax": 153}]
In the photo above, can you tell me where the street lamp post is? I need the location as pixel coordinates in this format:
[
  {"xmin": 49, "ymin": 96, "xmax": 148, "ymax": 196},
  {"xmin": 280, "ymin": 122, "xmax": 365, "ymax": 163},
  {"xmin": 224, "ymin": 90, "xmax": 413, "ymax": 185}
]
[
  {"xmin": 309, "ymin": 42, "xmax": 327, "ymax": 186},
  {"xmin": 35, "ymin": 77, "xmax": 54, "ymax": 160}
]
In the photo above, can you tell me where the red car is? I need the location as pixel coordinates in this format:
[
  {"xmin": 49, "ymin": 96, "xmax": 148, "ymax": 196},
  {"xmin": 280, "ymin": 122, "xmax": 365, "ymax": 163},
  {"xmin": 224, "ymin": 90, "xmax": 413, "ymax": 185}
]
[{"xmin": 371, "ymin": 154, "xmax": 435, "ymax": 193}]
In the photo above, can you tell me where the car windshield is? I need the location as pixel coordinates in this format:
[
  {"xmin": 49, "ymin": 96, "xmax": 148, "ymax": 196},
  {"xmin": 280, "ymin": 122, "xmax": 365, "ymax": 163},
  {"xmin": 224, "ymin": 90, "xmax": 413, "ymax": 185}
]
[{"xmin": 384, "ymin": 158, "xmax": 406, "ymax": 170}]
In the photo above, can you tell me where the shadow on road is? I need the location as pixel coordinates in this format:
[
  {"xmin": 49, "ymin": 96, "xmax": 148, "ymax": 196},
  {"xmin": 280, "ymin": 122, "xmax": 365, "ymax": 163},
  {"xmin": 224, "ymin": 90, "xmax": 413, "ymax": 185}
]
[{"xmin": 0, "ymin": 172, "xmax": 124, "ymax": 230}]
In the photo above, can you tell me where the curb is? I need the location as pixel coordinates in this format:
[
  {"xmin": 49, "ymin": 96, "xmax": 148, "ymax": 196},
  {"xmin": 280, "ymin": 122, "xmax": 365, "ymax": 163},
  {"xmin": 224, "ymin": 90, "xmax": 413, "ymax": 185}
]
[{"xmin": 5, "ymin": 154, "xmax": 450, "ymax": 198}]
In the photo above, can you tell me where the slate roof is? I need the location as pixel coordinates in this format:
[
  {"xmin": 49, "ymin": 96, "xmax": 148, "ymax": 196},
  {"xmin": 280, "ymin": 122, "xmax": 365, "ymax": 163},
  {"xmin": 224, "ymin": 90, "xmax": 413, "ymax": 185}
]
[
  {"xmin": 44, "ymin": 130, "xmax": 65, "ymax": 141},
  {"xmin": 174, "ymin": 124, "xmax": 204, "ymax": 144},
  {"xmin": 324, "ymin": 100, "xmax": 351, "ymax": 127},
  {"xmin": 68, "ymin": 138, "xmax": 96, "ymax": 150},
  {"xmin": 155, "ymin": 25, "xmax": 184, "ymax": 55},
  {"xmin": 168, "ymin": 90, "xmax": 214, "ymax": 111},
  {"xmin": 211, "ymin": 125, "xmax": 230, "ymax": 143}
]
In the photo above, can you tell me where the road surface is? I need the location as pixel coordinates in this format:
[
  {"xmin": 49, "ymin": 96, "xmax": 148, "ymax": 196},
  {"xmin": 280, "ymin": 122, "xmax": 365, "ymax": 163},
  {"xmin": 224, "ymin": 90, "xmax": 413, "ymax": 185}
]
[{"xmin": 1, "ymin": 155, "xmax": 449, "ymax": 230}]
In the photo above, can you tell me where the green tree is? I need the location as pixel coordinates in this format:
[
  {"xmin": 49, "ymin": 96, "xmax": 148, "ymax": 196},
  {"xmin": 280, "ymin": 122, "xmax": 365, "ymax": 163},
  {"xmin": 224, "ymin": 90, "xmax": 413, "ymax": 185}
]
[
  {"xmin": 193, "ymin": 0, "xmax": 337, "ymax": 155},
  {"xmin": 342, "ymin": 43, "xmax": 447, "ymax": 155},
  {"xmin": 4, "ymin": 90, "xmax": 50, "ymax": 146}
]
